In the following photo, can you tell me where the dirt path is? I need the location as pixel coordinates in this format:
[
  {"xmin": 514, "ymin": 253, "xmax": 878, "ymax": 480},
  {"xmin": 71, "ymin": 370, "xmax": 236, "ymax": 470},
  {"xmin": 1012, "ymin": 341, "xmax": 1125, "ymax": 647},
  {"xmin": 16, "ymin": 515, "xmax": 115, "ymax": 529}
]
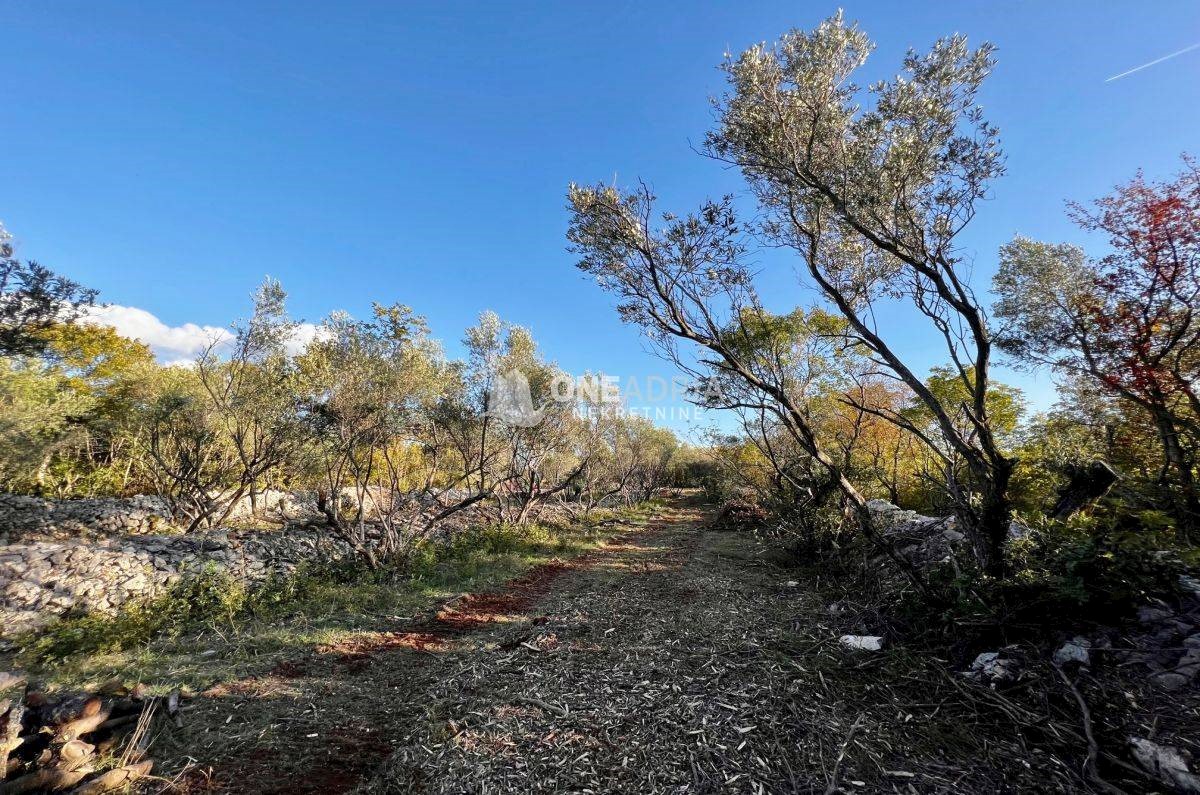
[{"xmin": 356, "ymin": 497, "xmax": 818, "ymax": 794}]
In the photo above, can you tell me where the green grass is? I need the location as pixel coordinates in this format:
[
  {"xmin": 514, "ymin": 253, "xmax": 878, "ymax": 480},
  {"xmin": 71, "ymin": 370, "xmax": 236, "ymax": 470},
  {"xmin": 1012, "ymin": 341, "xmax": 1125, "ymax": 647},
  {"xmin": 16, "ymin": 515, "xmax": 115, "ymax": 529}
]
[{"xmin": 3, "ymin": 505, "xmax": 651, "ymax": 694}]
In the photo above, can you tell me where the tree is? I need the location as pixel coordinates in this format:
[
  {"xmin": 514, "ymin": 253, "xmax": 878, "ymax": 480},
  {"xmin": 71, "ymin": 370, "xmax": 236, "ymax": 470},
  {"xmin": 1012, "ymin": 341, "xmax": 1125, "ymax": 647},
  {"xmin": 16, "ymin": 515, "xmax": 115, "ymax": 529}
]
[
  {"xmin": 838, "ymin": 379, "xmax": 922, "ymax": 506},
  {"xmin": 0, "ymin": 323, "xmax": 155, "ymax": 495},
  {"xmin": 141, "ymin": 280, "xmax": 305, "ymax": 530},
  {"xmin": 33, "ymin": 323, "xmax": 154, "ymax": 495},
  {"xmin": 622, "ymin": 418, "xmax": 678, "ymax": 503},
  {"xmin": 994, "ymin": 157, "xmax": 1200, "ymax": 528},
  {"xmin": 567, "ymin": 188, "xmax": 870, "ymax": 522},
  {"xmin": 0, "ymin": 223, "xmax": 97, "ymax": 358},
  {"xmin": 464, "ymin": 313, "xmax": 589, "ymax": 525},
  {"xmin": 140, "ymin": 365, "xmax": 239, "ymax": 530},
  {"xmin": 195, "ymin": 279, "xmax": 304, "ymax": 521},
  {"xmin": 574, "ymin": 397, "xmax": 680, "ymax": 516},
  {"xmin": 572, "ymin": 13, "xmax": 1018, "ymax": 576},
  {"xmin": 297, "ymin": 303, "xmax": 458, "ymax": 565},
  {"xmin": 0, "ymin": 357, "xmax": 93, "ymax": 493},
  {"xmin": 566, "ymin": 192, "xmax": 936, "ymax": 587}
]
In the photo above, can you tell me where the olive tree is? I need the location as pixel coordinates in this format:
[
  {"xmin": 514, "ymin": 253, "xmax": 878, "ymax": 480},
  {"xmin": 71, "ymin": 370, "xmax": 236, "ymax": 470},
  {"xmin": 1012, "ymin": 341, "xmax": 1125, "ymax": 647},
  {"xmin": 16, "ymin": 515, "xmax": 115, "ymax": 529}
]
[
  {"xmin": 297, "ymin": 303, "xmax": 476, "ymax": 565},
  {"xmin": 572, "ymin": 13, "xmax": 1015, "ymax": 575},
  {"xmin": 566, "ymin": 188, "xmax": 920, "ymax": 579},
  {"xmin": 464, "ymin": 312, "xmax": 590, "ymax": 525},
  {"xmin": 194, "ymin": 279, "xmax": 304, "ymax": 521}
]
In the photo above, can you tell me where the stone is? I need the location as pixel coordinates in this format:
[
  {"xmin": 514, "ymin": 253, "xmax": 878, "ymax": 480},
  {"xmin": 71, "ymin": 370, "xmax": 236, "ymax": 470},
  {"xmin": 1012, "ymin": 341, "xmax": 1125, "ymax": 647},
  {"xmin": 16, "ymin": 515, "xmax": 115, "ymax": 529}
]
[
  {"xmin": 1151, "ymin": 672, "xmax": 1190, "ymax": 692},
  {"xmin": 839, "ymin": 635, "xmax": 884, "ymax": 651},
  {"xmin": 0, "ymin": 502, "xmax": 352, "ymax": 639},
  {"xmin": 1053, "ymin": 637, "xmax": 1092, "ymax": 667},
  {"xmin": 1176, "ymin": 649, "xmax": 1200, "ymax": 679},
  {"xmin": 965, "ymin": 651, "xmax": 1022, "ymax": 686},
  {"xmin": 1138, "ymin": 606, "xmax": 1173, "ymax": 624},
  {"xmin": 0, "ymin": 670, "xmax": 25, "ymax": 692},
  {"xmin": 1130, "ymin": 737, "xmax": 1200, "ymax": 793}
]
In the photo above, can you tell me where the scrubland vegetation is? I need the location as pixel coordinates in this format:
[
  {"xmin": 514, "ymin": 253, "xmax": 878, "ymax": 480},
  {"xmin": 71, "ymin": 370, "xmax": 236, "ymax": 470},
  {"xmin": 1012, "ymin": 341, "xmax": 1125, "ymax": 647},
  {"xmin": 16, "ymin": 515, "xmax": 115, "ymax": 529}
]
[
  {"xmin": 0, "ymin": 241, "xmax": 688, "ymax": 555},
  {"xmin": 1, "ymin": 10, "xmax": 1198, "ymax": 795}
]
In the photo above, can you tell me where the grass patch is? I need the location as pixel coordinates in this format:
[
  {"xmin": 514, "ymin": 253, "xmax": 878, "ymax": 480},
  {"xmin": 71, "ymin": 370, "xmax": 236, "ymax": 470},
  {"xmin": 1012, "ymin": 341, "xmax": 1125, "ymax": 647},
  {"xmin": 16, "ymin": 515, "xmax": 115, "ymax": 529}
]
[{"xmin": 5, "ymin": 504, "xmax": 652, "ymax": 693}]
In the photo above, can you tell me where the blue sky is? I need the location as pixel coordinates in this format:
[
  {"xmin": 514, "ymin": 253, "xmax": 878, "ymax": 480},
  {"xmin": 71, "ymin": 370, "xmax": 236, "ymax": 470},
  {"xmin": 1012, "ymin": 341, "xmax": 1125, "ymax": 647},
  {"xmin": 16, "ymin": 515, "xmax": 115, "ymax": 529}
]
[{"xmin": 4, "ymin": 1, "xmax": 1198, "ymax": 437}]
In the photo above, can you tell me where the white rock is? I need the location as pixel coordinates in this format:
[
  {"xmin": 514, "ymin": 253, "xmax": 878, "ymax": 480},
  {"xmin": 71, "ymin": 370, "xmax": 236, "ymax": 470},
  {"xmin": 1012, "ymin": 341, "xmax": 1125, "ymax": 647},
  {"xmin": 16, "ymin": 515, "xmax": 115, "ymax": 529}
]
[
  {"xmin": 1138, "ymin": 605, "xmax": 1173, "ymax": 623},
  {"xmin": 839, "ymin": 635, "xmax": 884, "ymax": 652},
  {"xmin": 1053, "ymin": 637, "xmax": 1092, "ymax": 667},
  {"xmin": 1130, "ymin": 737, "xmax": 1200, "ymax": 793},
  {"xmin": 0, "ymin": 670, "xmax": 25, "ymax": 691},
  {"xmin": 966, "ymin": 651, "xmax": 1022, "ymax": 685}
]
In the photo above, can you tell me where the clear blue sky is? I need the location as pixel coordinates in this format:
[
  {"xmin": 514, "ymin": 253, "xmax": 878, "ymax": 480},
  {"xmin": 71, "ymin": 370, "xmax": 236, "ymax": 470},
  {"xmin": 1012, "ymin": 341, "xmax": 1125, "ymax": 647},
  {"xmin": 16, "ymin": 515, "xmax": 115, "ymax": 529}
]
[{"xmin": 4, "ymin": 1, "xmax": 1198, "ymax": 436}]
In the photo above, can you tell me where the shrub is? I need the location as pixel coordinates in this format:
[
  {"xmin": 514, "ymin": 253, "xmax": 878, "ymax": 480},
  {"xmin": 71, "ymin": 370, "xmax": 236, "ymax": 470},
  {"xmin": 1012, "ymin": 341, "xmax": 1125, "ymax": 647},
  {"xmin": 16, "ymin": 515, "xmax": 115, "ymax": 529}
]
[{"xmin": 999, "ymin": 508, "xmax": 1188, "ymax": 622}]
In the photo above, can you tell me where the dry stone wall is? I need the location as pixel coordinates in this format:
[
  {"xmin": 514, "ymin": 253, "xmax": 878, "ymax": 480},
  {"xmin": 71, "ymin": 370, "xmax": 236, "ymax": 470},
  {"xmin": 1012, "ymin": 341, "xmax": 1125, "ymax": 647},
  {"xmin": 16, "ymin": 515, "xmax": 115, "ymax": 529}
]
[
  {"xmin": 0, "ymin": 494, "xmax": 173, "ymax": 541},
  {"xmin": 1, "ymin": 528, "xmax": 352, "ymax": 643}
]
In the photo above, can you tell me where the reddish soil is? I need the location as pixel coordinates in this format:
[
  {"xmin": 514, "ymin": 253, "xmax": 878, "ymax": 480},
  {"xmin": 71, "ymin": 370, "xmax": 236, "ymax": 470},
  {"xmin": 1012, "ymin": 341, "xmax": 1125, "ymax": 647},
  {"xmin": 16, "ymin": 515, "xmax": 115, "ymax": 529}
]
[
  {"xmin": 179, "ymin": 721, "xmax": 393, "ymax": 795},
  {"xmin": 430, "ymin": 561, "xmax": 572, "ymax": 632},
  {"xmin": 267, "ymin": 659, "xmax": 308, "ymax": 679}
]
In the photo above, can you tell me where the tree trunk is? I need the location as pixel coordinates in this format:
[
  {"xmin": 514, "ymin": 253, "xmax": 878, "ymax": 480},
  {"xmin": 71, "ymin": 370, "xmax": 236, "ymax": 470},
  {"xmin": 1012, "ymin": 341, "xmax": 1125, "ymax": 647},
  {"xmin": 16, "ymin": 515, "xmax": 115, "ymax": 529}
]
[
  {"xmin": 1151, "ymin": 409, "xmax": 1200, "ymax": 532},
  {"xmin": 971, "ymin": 461, "xmax": 1014, "ymax": 579},
  {"xmin": 514, "ymin": 496, "xmax": 536, "ymax": 526}
]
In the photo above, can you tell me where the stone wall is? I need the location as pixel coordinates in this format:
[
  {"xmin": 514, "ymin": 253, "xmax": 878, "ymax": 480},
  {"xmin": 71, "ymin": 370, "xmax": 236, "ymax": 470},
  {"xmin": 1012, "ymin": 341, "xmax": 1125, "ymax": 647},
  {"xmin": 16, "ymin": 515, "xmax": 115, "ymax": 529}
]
[
  {"xmin": 865, "ymin": 499, "xmax": 1028, "ymax": 568},
  {"xmin": 0, "ymin": 527, "xmax": 353, "ymax": 644},
  {"xmin": 0, "ymin": 494, "xmax": 173, "ymax": 542}
]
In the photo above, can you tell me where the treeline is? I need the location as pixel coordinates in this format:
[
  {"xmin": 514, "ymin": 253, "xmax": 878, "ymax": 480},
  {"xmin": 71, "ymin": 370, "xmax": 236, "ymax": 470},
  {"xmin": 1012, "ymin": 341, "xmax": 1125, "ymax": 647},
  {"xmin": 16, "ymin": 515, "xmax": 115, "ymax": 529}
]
[
  {"xmin": 568, "ymin": 12, "xmax": 1198, "ymax": 589},
  {"xmin": 0, "ymin": 238, "xmax": 688, "ymax": 565}
]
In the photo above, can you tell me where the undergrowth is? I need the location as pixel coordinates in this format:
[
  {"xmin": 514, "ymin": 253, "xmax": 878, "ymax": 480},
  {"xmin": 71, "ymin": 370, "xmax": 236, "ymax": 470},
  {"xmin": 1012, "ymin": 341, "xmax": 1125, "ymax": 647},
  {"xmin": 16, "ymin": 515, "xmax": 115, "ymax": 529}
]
[{"xmin": 770, "ymin": 499, "xmax": 1196, "ymax": 660}]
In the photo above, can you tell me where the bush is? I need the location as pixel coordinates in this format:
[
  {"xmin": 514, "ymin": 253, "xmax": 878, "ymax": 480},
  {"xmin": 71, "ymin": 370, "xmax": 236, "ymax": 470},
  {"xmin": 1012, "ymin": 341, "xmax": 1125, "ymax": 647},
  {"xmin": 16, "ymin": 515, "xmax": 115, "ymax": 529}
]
[
  {"xmin": 999, "ymin": 508, "xmax": 1188, "ymax": 621},
  {"xmin": 20, "ymin": 558, "xmax": 400, "ymax": 664},
  {"xmin": 889, "ymin": 506, "xmax": 1193, "ymax": 649}
]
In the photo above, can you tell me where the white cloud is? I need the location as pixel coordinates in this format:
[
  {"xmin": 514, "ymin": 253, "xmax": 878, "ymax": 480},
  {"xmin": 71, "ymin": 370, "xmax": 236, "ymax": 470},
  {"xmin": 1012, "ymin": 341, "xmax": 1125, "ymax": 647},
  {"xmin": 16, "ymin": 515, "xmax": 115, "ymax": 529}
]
[
  {"xmin": 85, "ymin": 304, "xmax": 233, "ymax": 362},
  {"xmin": 286, "ymin": 322, "xmax": 327, "ymax": 356},
  {"xmin": 84, "ymin": 304, "xmax": 326, "ymax": 363}
]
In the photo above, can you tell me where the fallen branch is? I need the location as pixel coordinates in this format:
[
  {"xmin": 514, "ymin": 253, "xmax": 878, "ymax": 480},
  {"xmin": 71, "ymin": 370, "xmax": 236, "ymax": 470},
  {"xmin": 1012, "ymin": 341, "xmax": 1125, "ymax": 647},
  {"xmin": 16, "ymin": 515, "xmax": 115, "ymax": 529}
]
[
  {"xmin": 0, "ymin": 767, "xmax": 89, "ymax": 794},
  {"xmin": 824, "ymin": 716, "xmax": 864, "ymax": 795},
  {"xmin": 1055, "ymin": 665, "xmax": 1128, "ymax": 795},
  {"xmin": 70, "ymin": 761, "xmax": 153, "ymax": 795}
]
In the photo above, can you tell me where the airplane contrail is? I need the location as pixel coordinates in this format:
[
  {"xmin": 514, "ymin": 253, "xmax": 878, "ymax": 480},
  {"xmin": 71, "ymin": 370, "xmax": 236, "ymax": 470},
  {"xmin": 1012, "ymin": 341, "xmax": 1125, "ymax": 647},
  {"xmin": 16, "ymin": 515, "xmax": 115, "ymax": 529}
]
[{"xmin": 1106, "ymin": 41, "xmax": 1200, "ymax": 82}]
